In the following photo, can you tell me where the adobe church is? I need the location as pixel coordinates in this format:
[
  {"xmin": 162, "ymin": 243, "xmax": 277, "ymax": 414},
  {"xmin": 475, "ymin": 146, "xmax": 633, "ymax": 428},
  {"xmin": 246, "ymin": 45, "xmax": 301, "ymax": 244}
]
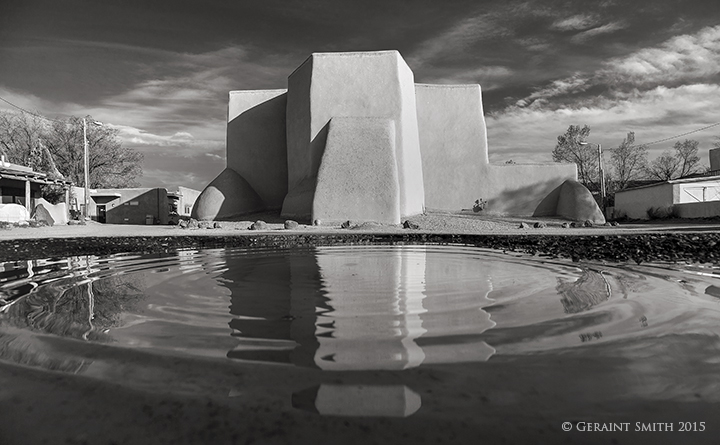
[{"xmin": 193, "ymin": 50, "xmax": 577, "ymax": 224}]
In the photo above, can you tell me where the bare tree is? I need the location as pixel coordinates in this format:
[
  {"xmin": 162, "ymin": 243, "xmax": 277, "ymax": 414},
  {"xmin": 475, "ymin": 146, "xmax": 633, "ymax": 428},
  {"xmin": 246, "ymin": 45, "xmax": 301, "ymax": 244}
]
[
  {"xmin": 644, "ymin": 139, "xmax": 704, "ymax": 181},
  {"xmin": 608, "ymin": 132, "xmax": 648, "ymax": 190},
  {"xmin": 552, "ymin": 125, "xmax": 597, "ymax": 188},
  {"xmin": 673, "ymin": 139, "xmax": 701, "ymax": 178},
  {"xmin": 0, "ymin": 111, "xmax": 143, "ymax": 196},
  {"xmin": 0, "ymin": 110, "xmax": 52, "ymax": 171},
  {"xmin": 646, "ymin": 150, "xmax": 681, "ymax": 181},
  {"xmin": 44, "ymin": 116, "xmax": 143, "ymax": 188}
]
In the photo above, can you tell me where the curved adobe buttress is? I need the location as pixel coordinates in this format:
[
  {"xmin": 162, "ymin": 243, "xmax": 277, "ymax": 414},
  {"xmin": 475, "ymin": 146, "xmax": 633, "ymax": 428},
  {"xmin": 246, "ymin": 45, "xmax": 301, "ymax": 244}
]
[{"xmin": 192, "ymin": 167, "xmax": 265, "ymax": 221}]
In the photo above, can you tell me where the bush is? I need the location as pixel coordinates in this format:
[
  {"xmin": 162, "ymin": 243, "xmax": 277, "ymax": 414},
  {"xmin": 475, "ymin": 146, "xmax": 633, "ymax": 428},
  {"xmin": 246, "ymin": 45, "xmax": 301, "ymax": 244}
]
[
  {"xmin": 646, "ymin": 205, "xmax": 679, "ymax": 220},
  {"xmin": 473, "ymin": 198, "xmax": 487, "ymax": 212}
]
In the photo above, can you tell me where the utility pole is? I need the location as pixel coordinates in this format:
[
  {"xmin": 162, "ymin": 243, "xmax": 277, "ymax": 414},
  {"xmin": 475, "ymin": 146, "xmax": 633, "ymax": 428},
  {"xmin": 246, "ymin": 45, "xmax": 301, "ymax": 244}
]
[
  {"xmin": 82, "ymin": 118, "xmax": 103, "ymax": 220},
  {"xmin": 597, "ymin": 143, "xmax": 606, "ymax": 213},
  {"xmin": 83, "ymin": 118, "xmax": 89, "ymax": 219},
  {"xmin": 580, "ymin": 141, "xmax": 606, "ymax": 214}
]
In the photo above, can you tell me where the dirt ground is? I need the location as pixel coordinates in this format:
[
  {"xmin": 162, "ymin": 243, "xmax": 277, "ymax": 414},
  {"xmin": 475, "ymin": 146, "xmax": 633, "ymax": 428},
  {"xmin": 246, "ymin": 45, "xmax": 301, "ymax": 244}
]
[{"xmin": 1, "ymin": 210, "xmax": 719, "ymax": 241}]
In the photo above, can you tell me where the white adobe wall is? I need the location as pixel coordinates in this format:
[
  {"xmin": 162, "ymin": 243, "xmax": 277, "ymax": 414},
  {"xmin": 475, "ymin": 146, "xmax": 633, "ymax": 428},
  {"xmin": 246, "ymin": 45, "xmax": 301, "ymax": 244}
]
[
  {"xmin": 415, "ymin": 84, "xmax": 486, "ymax": 211},
  {"xmin": 312, "ymin": 118, "xmax": 401, "ymax": 224},
  {"xmin": 283, "ymin": 51, "xmax": 425, "ymax": 219},
  {"xmin": 614, "ymin": 183, "xmax": 674, "ymax": 219},
  {"xmin": 415, "ymin": 83, "xmax": 575, "ymax": 214},
  {"xmin": 226, "ymin": 90, "xmax": 288, "ymax": 209}
]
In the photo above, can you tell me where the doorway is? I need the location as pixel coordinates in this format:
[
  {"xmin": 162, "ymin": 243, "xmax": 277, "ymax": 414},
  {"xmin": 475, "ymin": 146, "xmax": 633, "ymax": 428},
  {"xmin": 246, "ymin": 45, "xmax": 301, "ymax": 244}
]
[{"xmin": 97, "ymin": 205, "xmax": 106, "ymax": 223}]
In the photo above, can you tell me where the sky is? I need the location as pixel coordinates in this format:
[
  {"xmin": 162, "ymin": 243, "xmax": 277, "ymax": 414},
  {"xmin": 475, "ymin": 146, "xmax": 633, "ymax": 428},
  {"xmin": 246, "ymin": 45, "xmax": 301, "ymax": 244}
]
[{"xmin": 1, "ymin": 0, "xmax": 719, "ymax": 191}]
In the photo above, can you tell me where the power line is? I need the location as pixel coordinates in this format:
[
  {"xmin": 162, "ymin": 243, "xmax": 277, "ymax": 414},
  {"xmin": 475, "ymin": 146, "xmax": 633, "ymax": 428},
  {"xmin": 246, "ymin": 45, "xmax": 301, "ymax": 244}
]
[
  {"xmin": 632, "ymin": 122, "xmax": 720, "ymax": 148},
  {"xmin": 0, "ymin": 95, "xmax": 65, "ymax": 123}
]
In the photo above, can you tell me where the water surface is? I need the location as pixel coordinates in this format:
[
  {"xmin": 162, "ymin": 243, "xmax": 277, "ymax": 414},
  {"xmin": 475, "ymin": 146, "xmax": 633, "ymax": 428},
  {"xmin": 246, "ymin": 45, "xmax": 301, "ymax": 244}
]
[{"xmin": 1, "ymin": 245, "xmax": 719, "ymax": 444}]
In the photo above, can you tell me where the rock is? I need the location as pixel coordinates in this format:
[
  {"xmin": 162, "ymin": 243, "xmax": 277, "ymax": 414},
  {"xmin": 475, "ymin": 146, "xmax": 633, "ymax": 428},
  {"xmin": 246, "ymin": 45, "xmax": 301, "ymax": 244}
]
[
  {"xmin": 250, "ymin": 220, "xmax": 269, "ymax": 230},
  {"xmin": 186, "ymin": 219, "xmax": 200, "ymax": 229},
  {"xmin": 561, "ymin": 222, "xmax": 571, "ymax": 229},
  {"xmin": 284, "ymin": 220, "xmax": 299, "ymax": 230},
  {"xmin": 403, "ymin": 220, "xmax": 420, "ymax": 229},
  {"xmin": 15, "ymin": 221, "xmax": 29, "ymax": 228},
  {"xmin": 583, "ymin": 220, "xmax": 593, "ymax": 227},
  {"xmin": 31, "ymin": 204, "xmax": 55, "ymax": 227},
  {"xmin": 519, "ymin": 222, "xmax": 530, "ymax": 229},
  {"xmin": 28, "ymin": 220, "xmax": 48, "ymax": 228},
  {"xmin": 340, "ymin": 220, "xmax": 352, "ymax": 229},
  {"xmin": 198, "ymin": 221, "xmax": 214, "ymax": 229},
  {"xmin": 67, "ymin": 219, "xmax": 85, "ymax": 225},
  {"xmin": 213, "ymin": 222, "xmax": 223, "ymax": 229},
  {"xmin": 570, "ymin": 222, "xmax": 578, "ymax": 228},
  {"xmin": 533, "ymin": 221, "xmax": 547, "ymax": 229},
  {"xmin": 611, "ymin": 221, "xmax": 620, "ymax": 227},
  {"xmin": 313, "ymin": 219, "xmax": 322, "ymax": 226},
  {"xmin": 178, "ymin": 219, "xmax": 188, "ymax": 228}
]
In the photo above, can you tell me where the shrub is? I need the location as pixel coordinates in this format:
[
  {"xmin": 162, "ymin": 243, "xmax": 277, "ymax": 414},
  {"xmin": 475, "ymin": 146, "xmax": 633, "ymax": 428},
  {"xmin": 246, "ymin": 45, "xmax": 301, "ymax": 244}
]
[
  {"xmin": 646, "ymin": 205, "xmax": 679, "ymax": 220},
  {"xmin": 473, "ymin": 198, "xmax": 487, "ymax": 212}
]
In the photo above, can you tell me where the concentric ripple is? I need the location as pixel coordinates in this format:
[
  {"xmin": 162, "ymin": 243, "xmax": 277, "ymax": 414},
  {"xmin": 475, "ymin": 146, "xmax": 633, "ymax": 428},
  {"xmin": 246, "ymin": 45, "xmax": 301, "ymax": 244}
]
[{"xmin": 1, "ymin": 245, "xmax": 719, "ymax": 376}]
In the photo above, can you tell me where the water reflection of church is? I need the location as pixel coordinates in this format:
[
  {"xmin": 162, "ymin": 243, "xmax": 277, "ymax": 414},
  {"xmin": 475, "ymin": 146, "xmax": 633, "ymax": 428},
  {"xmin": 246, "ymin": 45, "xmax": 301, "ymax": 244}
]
[{"xmin": 225, "ymin": 246, "xmax": 496, "ymax": 370}]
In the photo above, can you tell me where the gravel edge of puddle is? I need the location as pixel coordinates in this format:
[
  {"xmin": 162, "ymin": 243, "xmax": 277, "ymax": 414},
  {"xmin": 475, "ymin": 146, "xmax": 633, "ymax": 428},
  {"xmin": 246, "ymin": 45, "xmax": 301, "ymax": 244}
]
[{"xmin": 1, "ymin": 232, "xmax": 718, "ymax": 264}]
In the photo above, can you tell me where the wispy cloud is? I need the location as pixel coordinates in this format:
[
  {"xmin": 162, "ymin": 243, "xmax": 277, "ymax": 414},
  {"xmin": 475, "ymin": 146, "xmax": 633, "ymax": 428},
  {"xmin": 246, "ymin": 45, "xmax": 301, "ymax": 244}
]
[
  {"xmin": 1, "ymin": 43, "xmax": 290, "ymax": 188},
  {"xmin": 488, "ymin": 25, "xmax": 720, "ymax": 164},
  {"xmin": 509, "ymin": 25, "xmax": 720, "ymax": 110},
  {"xmin": 551, "ymin": 14, "xmax": 600, "ymax": 32},
  {"xmin": 62, "ymin": 45, "xmax": 293, "ymax": 158},
  {"xmin": 489, "ymin": 83, "xmax": 720, "ymax": 164},
  {"xmin": 408, "ymin": 13, "xmax": 509, "ymax": 65},
  {"xmin": 607, "ymin": 25, "xmax": 720, "ymax": 85},
  {"xmin": 571, "ymin": 21, "xmax": 628, "ymax": 43},
  {"xmin": 518, "ymin": 74, "xmax": 593, "ymax": 107},
  {"xmin": 110, "ymin": 124, "xmax": 224, "ymax": 156},
  {"xmin": 416, "ymin": 65, "xmax": 515, "ymax": 90}
]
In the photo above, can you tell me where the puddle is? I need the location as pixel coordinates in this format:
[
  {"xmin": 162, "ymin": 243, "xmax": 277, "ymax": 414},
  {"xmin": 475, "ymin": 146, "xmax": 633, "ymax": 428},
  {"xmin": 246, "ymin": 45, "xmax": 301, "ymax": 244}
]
[{"xmin": 1, "ymin": 245, "xmax": 719, "ymax": 444}]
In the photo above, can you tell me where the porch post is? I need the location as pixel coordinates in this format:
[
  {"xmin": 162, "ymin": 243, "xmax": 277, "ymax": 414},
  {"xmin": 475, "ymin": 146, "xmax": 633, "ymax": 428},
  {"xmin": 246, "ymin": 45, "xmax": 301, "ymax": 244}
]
[
  {"xmin": 65, "ymin": 187, "xmax": 71, "ymax": 220},
  {"xmin": 25, "ymin": 179, "xmax": 31, "ymax": 214}
]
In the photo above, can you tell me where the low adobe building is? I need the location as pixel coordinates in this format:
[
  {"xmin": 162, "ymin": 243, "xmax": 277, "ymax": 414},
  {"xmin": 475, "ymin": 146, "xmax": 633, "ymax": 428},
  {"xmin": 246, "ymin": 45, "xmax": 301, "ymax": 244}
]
[
  {"xmin": 614, "ymin": 175, "xmax": 720, "ymax": 220},
  {"xmin": 193, "ymin": 50, "xmax": 577, "ymax": 224},
  {"xmin": 614, "ymin": 149, "xmax": 720, "ymax": 220},
  {"xmin": 74, "ymin": 186, "xmax": 200, "ymax": 225},
  {"xmin": 1, "ymin": 157, "xmax": 72, "ymax": 210}
]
